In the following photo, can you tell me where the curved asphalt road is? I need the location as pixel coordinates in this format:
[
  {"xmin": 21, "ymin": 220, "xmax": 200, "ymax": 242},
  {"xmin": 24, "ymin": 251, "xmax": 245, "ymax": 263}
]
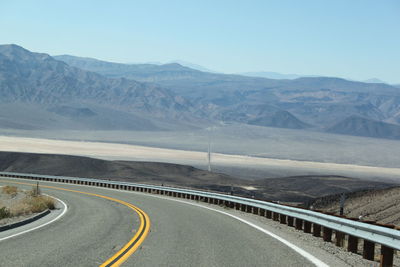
[{"xmin": 0, "ymin": 178, "xmax": 318, "ymax": 267}]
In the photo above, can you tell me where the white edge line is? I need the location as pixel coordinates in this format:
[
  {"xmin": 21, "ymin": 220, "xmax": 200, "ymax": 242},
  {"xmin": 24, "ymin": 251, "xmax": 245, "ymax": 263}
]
[
  {"xmin": 142, "ymin": 193, "xmax": 330, "ymax": 267},
  {"xmin": 0, "ymin": 195, "xmax": 68, "ymax": 242}
]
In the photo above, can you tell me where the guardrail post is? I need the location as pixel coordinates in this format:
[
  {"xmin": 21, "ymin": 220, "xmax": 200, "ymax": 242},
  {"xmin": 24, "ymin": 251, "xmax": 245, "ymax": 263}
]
[
  {"xmin": 240, "ymin": 204, "xmax": 246, "ymax": 211},
  {"xmin": 347, "ymin": 235, "xmax": 358, "ymax": 253},
  {"xmin": 287, "ymin": 216, "xmax": 294, "ymax": 227},
  {"xmin": 253, "ymin": 207, "xmax": 259, "ymax": 215},
  {"xmin": 363, "ymin": 240, "xmax": 375, "ymax": 261},
  {"xmin": 266, "ymin": 210, "xmax": 272, "ymax": 219},
  {"xmin": 380, "ymin": 245, "xmax": 394, "ymax": 267},
  {"xmin": 335, "ymin": 231, "xmax": 345, "ymax": 247},
  {"xmin": 295, "ymin": 218, "xmax": 303, "ymax": 230},
  {"xmin": 260, "ymin": 209, "xmax": 265, "ymax": 216},
  {"xmin": 313, "ymin": 224, "xmax": 321, "ymax": 237},
  {"xmin": 235, "ymin": 203, "xmax": 240, "ymax": 210},
  {"xmin": 279, "ymin": 214, "xmax": 287, "ymax": 224},
  {"xmin": 323, "ymin": 227, "xmax": 332, "ymax": 242},
  {"xmin": 304, "ymin": 221, "xmax": 311, "ymax": 233},
  {"xmin": 246, "ymin": 205, "xmax": 252, "ymax": 213},
  {"xmin": 273, "ymin": 212, "xmax": 279, "ymax": 221}
]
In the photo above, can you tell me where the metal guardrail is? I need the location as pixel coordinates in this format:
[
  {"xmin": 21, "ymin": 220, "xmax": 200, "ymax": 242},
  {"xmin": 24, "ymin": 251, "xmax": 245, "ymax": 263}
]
[{"xmin": 0, "ymin": 171, "xmax": 398, "ymax": 264}]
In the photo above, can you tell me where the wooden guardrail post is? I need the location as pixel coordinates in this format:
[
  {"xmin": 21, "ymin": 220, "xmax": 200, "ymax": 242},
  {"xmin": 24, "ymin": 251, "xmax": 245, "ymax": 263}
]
[
  {"xmin": 253, "ymin": 207, "xmax": 259, "ymax": 215},
  {"xmin": 295, "ymin": 218, "xmax": 303, "ymax": 230},
  {"xmin": 380, "ymin": 245, "xmax": 394, "ymax": 267},
  {"xmin": 266, "ymin": 210, "xmax": 272, "ymax": 219},
  {"xmin": 323, "ymin": 227, "xmax": 332, "ymax": 242},
  {"xmin": 246, "ymin": 205, "xmax": 252, "ymax": 213},
  {"xmin": 279, "ymin": 214, "xmax": 287, "ymax": 224},
  {"xmin": 312, "ymin": 224, "xmax": 321, "ymax": 237},
  {"xmin": 259, "ymin": 209, "xmax": 265, "ymax": 216},
  {"xmin": 363, "ymin": 240, "xmax": 375, "ymax": 261},
  {"xmin": 335, "ymin": 231, "xmax": 345, "ymax": 247},
  {"xmin": 347, "ymin": 235, "xmax": 358, "ymax": 253},
  {"xmin": 304, "ymin": 221, "xmax": 311, "ymax": 233},
  {"xmin": 287, "ymin": 216, "xmax": 294, "ymax": 227}
]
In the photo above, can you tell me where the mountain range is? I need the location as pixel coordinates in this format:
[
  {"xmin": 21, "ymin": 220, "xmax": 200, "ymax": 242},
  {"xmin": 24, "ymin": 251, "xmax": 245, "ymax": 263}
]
[
  {"xmin": 55, "ymin": 53, "xmax": 400, "ymax": 138},
  {"xmin": 1, "ymin": 44, "xmax": 400, "ymax": 140},
  {"xmin": 0, "ymin": 45, "xmax": 203, "ymax": 130}
]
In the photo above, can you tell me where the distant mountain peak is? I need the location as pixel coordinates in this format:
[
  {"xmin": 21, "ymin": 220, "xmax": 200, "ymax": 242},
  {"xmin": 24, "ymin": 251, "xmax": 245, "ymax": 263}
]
[
  {"xmin": 363, "ymin": 78, "xmax": 387, "ymax": 84},
  {"xmin": 327, "ymin": 116, "xmax": 400, "ymax": 139},
  {"xmin": 168, "ymin": 60, "xmax": 217, "ymax": 73}
]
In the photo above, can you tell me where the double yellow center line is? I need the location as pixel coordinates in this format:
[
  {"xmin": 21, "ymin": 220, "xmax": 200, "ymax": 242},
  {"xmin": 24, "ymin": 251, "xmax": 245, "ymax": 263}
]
[{"xmin": 0, "ymin": 179, "xmax": 150, "ymax": 267}]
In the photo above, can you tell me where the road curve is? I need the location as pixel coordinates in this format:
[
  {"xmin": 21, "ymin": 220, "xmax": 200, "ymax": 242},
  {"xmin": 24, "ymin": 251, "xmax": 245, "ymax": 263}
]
[{"xmin": 0, "ymin": 178, "xmax": 334, "ymax": 267}]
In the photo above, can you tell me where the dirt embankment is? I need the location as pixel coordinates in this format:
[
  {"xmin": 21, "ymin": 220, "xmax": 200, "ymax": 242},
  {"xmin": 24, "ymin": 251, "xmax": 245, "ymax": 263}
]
[{"xmin": 312, "ymin": 186, "xmax": 400, "ymax": 225}]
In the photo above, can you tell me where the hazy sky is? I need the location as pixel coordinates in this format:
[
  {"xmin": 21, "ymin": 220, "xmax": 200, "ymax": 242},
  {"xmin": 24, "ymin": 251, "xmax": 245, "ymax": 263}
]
[{"xmin": 1, "ymin": 0, "xmax": 399, "ymax": 83}]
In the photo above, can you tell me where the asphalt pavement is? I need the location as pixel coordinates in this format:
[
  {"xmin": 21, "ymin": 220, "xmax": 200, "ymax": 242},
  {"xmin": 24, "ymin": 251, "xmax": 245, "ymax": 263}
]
[{"xmin": 0, "ymin": 178, "xmax": 327, "ymax": 267}]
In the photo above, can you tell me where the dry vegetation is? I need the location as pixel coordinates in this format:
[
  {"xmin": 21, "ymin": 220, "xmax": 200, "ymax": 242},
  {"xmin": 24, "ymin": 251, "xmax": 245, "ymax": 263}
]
[
  {"xmin": 2, "ymin": 185, "xmax": 18, "ymax": 197},
  {"xmin": 0, "ymin": 185, "xmax": 56, "ymax": 220}
]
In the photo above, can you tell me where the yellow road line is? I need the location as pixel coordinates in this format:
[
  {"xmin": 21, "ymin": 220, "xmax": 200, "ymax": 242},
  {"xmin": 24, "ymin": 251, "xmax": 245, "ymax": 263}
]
[{"xmin": 0, "ymin": 179, "xmax": 150, "ymax": 267}]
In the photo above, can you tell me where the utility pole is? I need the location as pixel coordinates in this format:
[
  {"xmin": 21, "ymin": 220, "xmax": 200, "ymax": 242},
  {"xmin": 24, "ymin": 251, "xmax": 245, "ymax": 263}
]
[
  {"xmin": 36, "ymin": 182, "xmax": 40, "ymax": 196},
  {"xmin": 207, "ymin": 135, "xmax": 211, "ymax": 172},
  {"xmin": 339, "ymin": 193, "xmax": 346, "ymax": 215},
  {"xmin": 207, "ymin": 126, "xmax": 213, "ymax": 172}
]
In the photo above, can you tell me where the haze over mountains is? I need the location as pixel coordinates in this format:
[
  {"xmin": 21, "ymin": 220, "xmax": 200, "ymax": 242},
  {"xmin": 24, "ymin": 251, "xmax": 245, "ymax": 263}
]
[
  {"xmin": 1, "ymin": 44, "xmax": 400, "ymax": 140},
  {"xmin": 55, "ymin": 53, "xmax": 400, "ymax": 139},
  {"xmin": 0, "ymin": 45, "xmax": 201, "ymax": 131}
]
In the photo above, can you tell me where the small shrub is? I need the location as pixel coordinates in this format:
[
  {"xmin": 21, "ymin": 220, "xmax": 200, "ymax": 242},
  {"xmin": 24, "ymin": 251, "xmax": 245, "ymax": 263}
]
[
  {"xmin": 0, "ymin": 206, "xmax": 10, "ymax": 219},
  {"xmin": 9, "ymin": 202, "xmax": 31, "ymax": 217},
  {"xmin": 2, "ymin": 186, "xmax": 18, "ymax": 197},
  {"xmin": 41, "ymin": 196, "xmax": 56, "ymax": 210},
  {"xmin": 23, "ymin": 195, "xmax": 56, "ymax": 213}
]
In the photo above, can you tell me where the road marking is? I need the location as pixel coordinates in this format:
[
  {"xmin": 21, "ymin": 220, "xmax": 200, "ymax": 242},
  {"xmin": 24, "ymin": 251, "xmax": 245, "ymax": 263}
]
[
  {"xmin": 0, "ymin": 195, "xmax": 67, "ymax": 242},
  {"xmin": 0, "ymin": 180, "xmax": 151, "ymax": 267},
  {"xmin": 140, "ymin": 193, "xmax": 330, "ymax": 267}
]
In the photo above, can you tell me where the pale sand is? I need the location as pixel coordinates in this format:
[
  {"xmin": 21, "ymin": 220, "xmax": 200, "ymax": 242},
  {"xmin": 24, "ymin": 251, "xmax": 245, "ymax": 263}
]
[{"xmin": 1, "ymin": 135, "xmax": 400, "ymax": 179}]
